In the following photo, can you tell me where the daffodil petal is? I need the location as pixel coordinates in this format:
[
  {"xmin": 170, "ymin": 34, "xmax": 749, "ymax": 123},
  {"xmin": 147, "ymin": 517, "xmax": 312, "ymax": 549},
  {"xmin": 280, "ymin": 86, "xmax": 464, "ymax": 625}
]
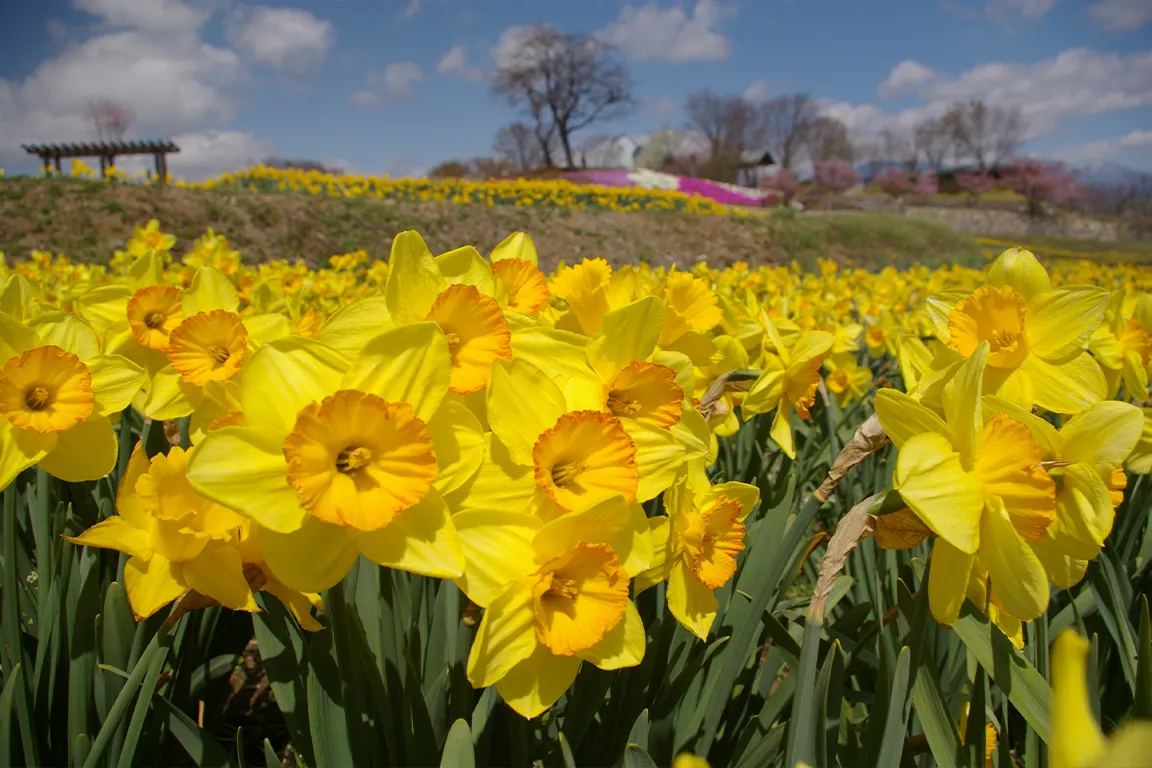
[
  {"xmin": 1026, "ymin": 287, "xmax": 1108, "ymax": 360},
  {"xmin": 451, "ymin": 509, "xmax": 541, "ymax": 607},
  {"xmin": 928, "ymin": 539, "xmax": 974, "ymax": 625},
  {"xmin": 1050, "ymin": 630, "xmax": 1108, "ymax": 768},
  {"xmin": 739, "ymin": 369, "xmax": 784, "ymax": 417},
  {"xmin": 357, "ymin": 489, "xmax": 464, "ymax": 578},
  {"xmin": 181, "ymin": 546, "xmax": 256, "ymax": 611},
  {"xmin": 1051, "ymin": 463, "xmax": 1114, "ymax": 557},
  {"xmin": 38, "ymin": 417, "xmax": 117, "ymax": 482},
  {"xmin": 486, "ymin": 358, "xmax": 566, "ymax": 466},
  {"xmin": 634, "ymin": 516, "xmax": 671, "ymax": 595},
  {"xmin": 629, "ymin": 421, "xmax": 685, "ymax": 503},
  {"xmin": 426, "ymin": 400, "xmax": 484, "ymax": 495},
  {"xmin": 1058, "ymin": 400, "xmax": 1144, "ymax": 470},
  {"xmin": 874, "ymin": 388, "xmax": 953, "ymax": 449},
  {"xmin": 342, "ymin": 322, "xmax": 452, "ymax": 422},
  {"xmin": 185, "ymin": 426, "xmax": 308, "ymax": 533},
  {"xmin": 467, "ymin": 584, "xmax": 537, "ymax": 689},
  {"xmin": 770, "ymin": 401, "xmax": 795, "ymax": 459},
  {"xmin": 143, "ymin": 367, "xmax": 200, "ymax": 420},
  {"xmin": 124, "ymin": 554, "xmax": 184, "ymax": 620},
  {"xmin": 509, "ymin": 327, "xmax": 591, "ymax": 383},
  {"xmin": 0, "ymin": 418, "xmax": 55, "ymax": 489},
  {"xmin": 66, "ymin": 516, "xmax": 150, "ymax": 558},
  {"xmin": 1021, "ymin": 352, "xmax": 1107, "ymax": 415},
  {"xmin": 667, "ymin": 560, "xmax": 718, "ymax": 640},
  {"xmin": 588, "ymin": 296, "xmax": 666, "ymax": 381},
  {"xmin": 533, "ymin": 495, "xmax": 652, "ymax": 577},
  {"xmin": 495, "ymin": 644, "xmax": 581, "ymax": 720},
  {"xmin": 577, "ymin": 600, "xmax": 645, "ymax": 670},
  {"xmin": 436, "ymin": 246, "xmax": 495, "ymax": 295},
  {"xmin": 260, "ymin": 517, "xmax": 359, "ymax": 593},
  {"xmin": 943, "ymin": 342, "xmax": 988, "ymax": 469},
  {"xmin": 183, "ymin": 267, "xmax": 240, "ymax": 315},
  {"xmin": 894, "ymin": 432, "xmax": 982, "ymax": 554},
  {"xmin": 978, "ymin": 496, "xmax": 1049, "ymax": 621},
  {"xmin": 87, "ymin": 354, "xmax": 146, "ymax": 417},
  {"xmin": 318, "ymin": 295, "xmax": 394, "ymax": 360},
  {"xmin": 1030, "ymin": 535, "xmax": 1088, "ymax": 590},
  {"xmin": 385, "ymin": 231, "xmax": 447, "ymax": 323},
  {"xmin": 986, "ymin": 248, "xmax": 1051, "ymax": 300},
  {"xmin": 241, "ymin": 338, "xmax": 348, "ymax": 436}
]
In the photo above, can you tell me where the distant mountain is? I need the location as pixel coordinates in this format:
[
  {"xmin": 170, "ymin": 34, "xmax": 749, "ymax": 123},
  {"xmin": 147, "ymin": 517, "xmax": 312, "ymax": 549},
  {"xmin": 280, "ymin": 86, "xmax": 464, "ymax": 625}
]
[{"xmin": 1074, "ymin": 161, "xmax": 1152, "ymax": 189}]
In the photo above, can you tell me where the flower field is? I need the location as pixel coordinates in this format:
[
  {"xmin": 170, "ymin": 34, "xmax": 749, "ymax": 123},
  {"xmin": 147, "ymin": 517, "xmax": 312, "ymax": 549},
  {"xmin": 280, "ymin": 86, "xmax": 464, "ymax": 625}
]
[{"xmin": 1, "ymin": 218, "xmax": 1152, "ymax": 767}]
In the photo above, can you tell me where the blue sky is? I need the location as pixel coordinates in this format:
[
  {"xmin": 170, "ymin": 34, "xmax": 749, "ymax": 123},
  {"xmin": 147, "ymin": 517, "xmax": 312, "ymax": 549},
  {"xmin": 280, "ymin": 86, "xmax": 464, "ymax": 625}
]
[{"xmin": 0, "ymin": 0, "xmax": 1149, "ymax": 178}]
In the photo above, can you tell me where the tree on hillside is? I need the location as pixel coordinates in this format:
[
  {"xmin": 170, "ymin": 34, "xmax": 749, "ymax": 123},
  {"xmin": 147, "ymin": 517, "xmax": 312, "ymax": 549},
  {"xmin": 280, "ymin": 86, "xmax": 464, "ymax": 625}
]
[
  {"xmin": 1001, "ymin": 158, "xmax": 1080, "ymax": 216},
  {"xmin": 943, "ymin": 101, "xmax": 1026, "ymax": 171},
  {"xmin": 914, "ymin": 171, "xmax": 939, "ymax": 199},
  {"xmin": 684, "ymin": 90, "xmax": 765, "ymax": 182},
  {"xmin": 855, "ymin": 141, "xmax": 886, "ymax": 183},
  {"xmin": 761, "ymin": 168, "xmax": 798, "ymax": 203},
  {"xmin": 492, "ymin": 122, "xmax": 543, "ymax": 171},
  {"xmin": 913, "ymin": 117, "xmax": 952, "ymax": 171},
  {"xmin": 634, "ymin": 128, "xmax": 685, "ymax": 172},
  {"xmin": 86, "ymin": 98, "xmax": 135, "ymax": 143},
  {"xmin": 874, "ymin": 167, "xmax": 913, "ymax": 196},
  {"xmin": 428, "ymin": 160, "xmax": 474, "ymax": 179},
  {"xmin": 955, "ymin": 170, "xmax": 997, "ymax": 203},
  {"xmin": 814, "ymin": 159, "xmax": 860, "ymax": 193},
  {"xmin": 879, "ymin": 128, "xmax": 916, "ymax": 172},
  {"xmin": 491, "ymin": 25, "xmax": 634, "ymax": 170},
  {"xmin": 762, "ymin": 93, "xmax": 818, "ymax": 170},
  {"xmin": 804, "ymin": 116, "xmax": 853, "ymax": 164}
]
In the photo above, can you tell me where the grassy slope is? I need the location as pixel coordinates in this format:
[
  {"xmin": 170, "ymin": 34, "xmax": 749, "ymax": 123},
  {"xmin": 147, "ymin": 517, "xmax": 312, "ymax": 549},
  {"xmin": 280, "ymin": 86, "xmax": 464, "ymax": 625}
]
[{"xmin": 0, "ymin": 177, "xmax": 987, "ymax": 271}]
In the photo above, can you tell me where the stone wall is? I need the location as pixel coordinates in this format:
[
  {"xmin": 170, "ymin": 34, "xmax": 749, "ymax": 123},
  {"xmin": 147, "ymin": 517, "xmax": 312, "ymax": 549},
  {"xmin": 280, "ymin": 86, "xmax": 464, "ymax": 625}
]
[{"xmin": 904, "ymin": 205, "xmax": 1140, "ymax": 242}]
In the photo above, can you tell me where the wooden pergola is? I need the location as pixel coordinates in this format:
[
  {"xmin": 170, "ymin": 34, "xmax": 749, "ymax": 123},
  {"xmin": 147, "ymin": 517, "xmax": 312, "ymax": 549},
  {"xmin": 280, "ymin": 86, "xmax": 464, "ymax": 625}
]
[{"xmin": 21, "ymin": 139, "xmax": 180, "ymax": 182}]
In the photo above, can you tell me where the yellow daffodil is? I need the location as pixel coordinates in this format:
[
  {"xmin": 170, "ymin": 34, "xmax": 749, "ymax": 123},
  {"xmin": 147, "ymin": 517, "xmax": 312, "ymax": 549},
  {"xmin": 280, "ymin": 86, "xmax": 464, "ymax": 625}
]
[
  {"xmin": 1127, "ymin": 408, "xmax": 1152, "ymax": 475},
  {"xmin": 1051, "ymin": 630, "xmax": 1152, "ymax": 768},
  {"xmin": 740, "ymin": 317, "xmax": 834, "ymax": 459},
  {"xmin": 126, "ymin": 219, "xmax": 176, "ymax": 256},
  {"xmin": 979, "ymin": 396, "xmax": 1143, "ymax": 589},
  {"xmin": 489, "ymin": 232, "xmax": 550, "ymax": 316},
  {"xmin": 636, "ymin": 463, "xmax": 759, "ymax": 638},
  {"xmin": 452, "ymin": 356, "xmax": 684, "ymax": 521},
  {"xmin": 824, "ymin": 351, "xmax": 874, "ymax": 406},
  {"xmin": 452, "ymin": 495, "xmax": 651, "ymax": 718},
  {"xmin": 0, "ymin": 313, "xmax": 145, "ymax": 488},
  {"xmin": 1089, "ymin": 289, "xmax": 1152, "ymax": 401},
  {"xmin": 550, "ymin": 258, "xmax": 638, "ymax": 336},
  {"xmin": 185, "ymin": 327, "xmax": 481, "ymax": 593},
  {"xmin": 926, "ymin": 248, "xmax": 1108, "ymax": 414},
  {"xmin": 875, "ymin": 342, "xmax": 1057, "ymax": 626}
]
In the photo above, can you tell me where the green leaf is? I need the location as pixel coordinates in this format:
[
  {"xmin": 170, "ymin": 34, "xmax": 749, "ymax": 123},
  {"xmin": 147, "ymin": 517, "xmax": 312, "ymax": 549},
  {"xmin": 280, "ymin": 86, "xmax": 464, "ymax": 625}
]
[
  {"xmin": 874, "ymin": 646, "xmax": 912, "ymax": 767},
  {"xmin": 558, "ymin": 732, "xmax": 577, "ymax": 768},
  {"xmin": 440, "ymin": 719, "xmax": 475, "ymax": 768},
  {"xmin": 1087, "ymin": 554, "xmax": 1139, "ymax": 691},
  {"xmin": 98, "ymin": 583, "xmax": 134, "ymax": 722},
  {"xmin": 952, "ymin": 602, "xmax": 1052, "ymax": 744},
  {"xmin": 815, "ymin": 641, "xmax": 845, "ymax": 768},
  {"xmin": 264, "ymin": 739, "xmax": 280, "ymax": 768},
  {"xmin": 0, "ymin": 663, "xmax": 22, "ymax": 765},
  {"xmin": 83, "ymin": 622, "xmax": 172, "ymax": 768},
  {"xmin": 252, "ymin": 594, "xmax": 314, "ymax": 764},
  {"xmin": 911, "ymin": 655, "xmax": 962, "ymax": 768},
  {"xmin": 149, "ymin": 690, "xmax": 232, "ymax": 767},
  {"xmin": 965, "ymin": 666, "xmax": 986, "ymax": 768},
  {"xmin": 622, "ymin": 744, "xmax": 659, "ymax": 768},
  {"xmin": 628, "ymin": 709, "xmax": 650, "ymax": 753},
  {"xmin": 306, "ymin": 628, "xmax": 356, "ymax": 768},
  {"xmin": 1136, "ymin": 595, "xmax": 1152, "ymax": 720},
  {"xmin": 784, "ymin": 617, "xmax": 824, "ymax": 768},
  {"xmin": 116, "ymin": 625, "xmax": 171, "ymax": 768}
]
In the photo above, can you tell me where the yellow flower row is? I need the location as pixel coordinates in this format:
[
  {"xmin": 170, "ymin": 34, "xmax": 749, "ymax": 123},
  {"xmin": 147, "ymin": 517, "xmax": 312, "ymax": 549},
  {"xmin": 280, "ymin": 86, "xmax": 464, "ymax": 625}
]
[{"xmin": 1, "ymin": 219, "xmax": 1151, "ymax": 722}]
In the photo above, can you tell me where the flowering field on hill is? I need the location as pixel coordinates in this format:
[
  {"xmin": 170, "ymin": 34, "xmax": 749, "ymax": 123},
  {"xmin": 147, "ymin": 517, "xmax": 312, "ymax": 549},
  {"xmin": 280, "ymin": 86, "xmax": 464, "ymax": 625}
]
[{"xmin": 1, "ymin": 219, "xmax": 1151, "ymax": 767}]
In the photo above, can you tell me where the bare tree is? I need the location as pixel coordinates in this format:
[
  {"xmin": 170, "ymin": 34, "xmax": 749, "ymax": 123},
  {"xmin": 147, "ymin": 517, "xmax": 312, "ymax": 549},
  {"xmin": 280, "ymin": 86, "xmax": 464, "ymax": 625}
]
[
  {"xmin": 804, "ymin": 116, "xmax": 853, "ymax": 164},
  {"xmin": 761, "ymin": 93, "xmax": 818, "ymax": 170},
  {"xmin": 855, "ymin": 141, "xmax": 886, "ymax": 183},
  {"xmin": 879, "ymin": 128, "xmax": 919, "ymax": 173},
  {"xmin": 492, "ymin": 122, "xmax": 542, "ymax": 171},
  {"xmin": 943, "ymin": 101, "xmax": 1027, "ymax": 170},
  {"xmin": 913, "ymin": 117, "xmax": 953, "ymax": 171},
  {"xmin": 491, "ymin": 25, "xmax": 634, "ymax": 169},
  {"xmin": 683, "ymin": 90, "xmax": 766, "ymax": 181},
  {"xmin": 86, "ymin": 98, "xmax": 135, "ymax": 142}
]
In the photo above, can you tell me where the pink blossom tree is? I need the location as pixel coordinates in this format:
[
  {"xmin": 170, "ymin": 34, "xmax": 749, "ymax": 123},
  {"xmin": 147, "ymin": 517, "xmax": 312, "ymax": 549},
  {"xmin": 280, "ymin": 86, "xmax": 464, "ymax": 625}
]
[
  {"xmin": 814, "ymin": 159, "xmax": 860, "ymax": 193},
  {"xmin": 1001, "ymin": 158, "xmax": 1080, "ymax": 216},
  {"xmin": 955, "ymin": 171, "xmax": 996, "ymax": 204},
  {"xmin": 873, "ymin": 168, "xmax": 913, "ymax": 196},
  {"xmin": 762, "ymin": 168, "xmax": 797, "ymax": 203},
  {"xmin": 85, "ymin": 99, "xmax": 135, "ymax": 142},
  {"xmin": 914, "ymin": 172, "xmax": 939, "ymax": 199}
]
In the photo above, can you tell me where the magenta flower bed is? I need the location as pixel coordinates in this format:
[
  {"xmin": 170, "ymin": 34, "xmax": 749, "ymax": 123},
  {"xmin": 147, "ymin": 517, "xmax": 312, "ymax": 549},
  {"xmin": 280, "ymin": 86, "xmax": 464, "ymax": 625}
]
[{"xmin": 564, "ymin": 169, "xmax": 775, "ymax": 207}]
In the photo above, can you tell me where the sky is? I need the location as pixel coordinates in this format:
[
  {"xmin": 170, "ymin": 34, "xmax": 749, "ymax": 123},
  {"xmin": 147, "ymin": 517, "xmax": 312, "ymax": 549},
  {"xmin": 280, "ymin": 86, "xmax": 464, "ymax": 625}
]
[{"xmin": 0, "ymin": 0, "xmax": 1150, "ymax": 179}]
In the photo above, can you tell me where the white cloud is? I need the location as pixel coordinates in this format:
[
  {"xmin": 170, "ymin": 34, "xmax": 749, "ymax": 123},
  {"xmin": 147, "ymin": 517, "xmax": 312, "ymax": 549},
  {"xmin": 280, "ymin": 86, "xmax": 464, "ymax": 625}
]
[
  {"xmin": 73, "ymin": 0, "xmax": 212, "ymax": 33},
  {"xmin": 437, "ymin": 44, "xmax": 483, "ymax": 80},
  {"xmin": 991, "ymin": 0, "xmax": 1056, "ymax": 20},
  {"xmin": 350, "ymin": 61, "xmax": 423, "ymax": 108},
  {"xmin": 598, "ymin": 0, "xmax": 732, "ymax": 63},
  {"xmin": 878, "ymin": 60, "xmax": 939, "ymax": 99},
  {"xmin": 113, "ymin": 129, "xmax": 273, "ymax": 179},
  {"xmin": 840, "ymin": 48, "xmax": 1152, "ymax": 142},
  {"xmin": 492, "ymin": 25, "xmax": 545, "ymax": 70},
  {"xmin": 644, "ymin": 95, "xmax": 679, "ymax": 118},
  {"xmin": 404, "ymin": 0, "xmax": 421, "ymax": 19},
  {"xmin": 1053, "ymin": 130, "xmax": 1152, "ymax": 164},
  {"xmin": 225, "ymin": 6, "xmax": 333, "ymax": 76},
  {"xmin": 743, "ymin": 81, "xmax": 768, "ymax": 102},
  {"xmin": 1089, "ymin": 0, "xmax": 1152, "ymax": 30}
]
